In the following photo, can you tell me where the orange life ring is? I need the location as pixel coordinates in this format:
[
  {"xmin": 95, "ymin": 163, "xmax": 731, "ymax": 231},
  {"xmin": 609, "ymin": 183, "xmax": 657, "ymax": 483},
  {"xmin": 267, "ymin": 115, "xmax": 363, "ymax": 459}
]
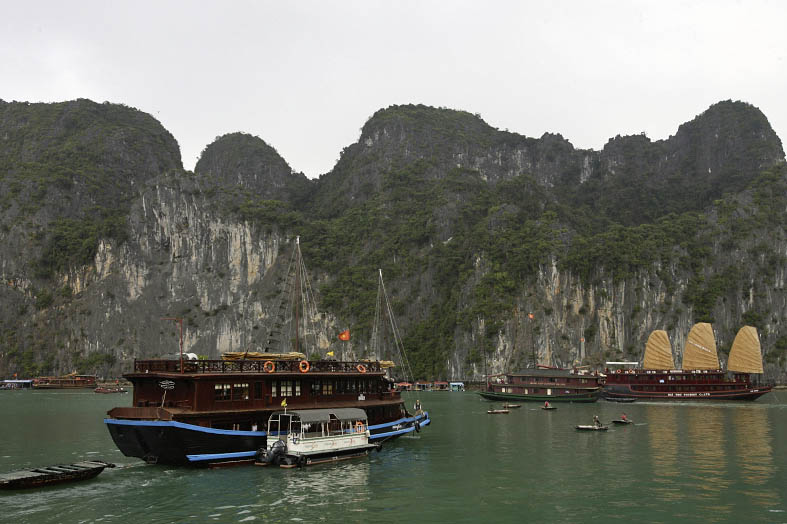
[
  {"xmin": 357, "ymin": 364, "xmax": 367, "ymax": 373},
  {"xmin": 299, "ymin": 360, "xmax": 310, "ymax": 373},
  {"xmin": 263, "ymin": 361, "xmax": 275, "ymax": 373},
  {"xmin": 355, "ymin": 421, "xmax": 365, "ymax": 433}
]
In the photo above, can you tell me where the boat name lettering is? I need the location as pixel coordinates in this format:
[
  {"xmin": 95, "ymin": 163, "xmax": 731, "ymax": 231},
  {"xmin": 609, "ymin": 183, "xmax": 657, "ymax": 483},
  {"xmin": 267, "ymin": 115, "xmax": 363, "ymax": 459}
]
[{"xmin": 666, "ymin": 392, "xmax": 711, "ymax": 397}]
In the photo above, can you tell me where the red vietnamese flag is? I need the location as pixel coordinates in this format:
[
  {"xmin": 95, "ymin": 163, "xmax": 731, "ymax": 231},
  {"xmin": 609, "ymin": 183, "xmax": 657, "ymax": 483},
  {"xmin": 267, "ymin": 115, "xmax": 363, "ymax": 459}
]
[{"xmin": 338, "ymin": 329, "xmax": 350, "ymax": 341}]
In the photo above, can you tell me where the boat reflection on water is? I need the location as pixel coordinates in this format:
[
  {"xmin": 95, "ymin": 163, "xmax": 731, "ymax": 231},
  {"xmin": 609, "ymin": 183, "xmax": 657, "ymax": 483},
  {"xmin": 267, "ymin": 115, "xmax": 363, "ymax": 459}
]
[
  {"xmin": 686, "ymin": 406, "xmax": 731, "ymax": 518},
  {"xmin": 646, "ymin": 405, "xmax": 682, "ymax": 501},
  {"xmin": 733, "ymin": 408, "xmax": 778, "ymax": 508}
]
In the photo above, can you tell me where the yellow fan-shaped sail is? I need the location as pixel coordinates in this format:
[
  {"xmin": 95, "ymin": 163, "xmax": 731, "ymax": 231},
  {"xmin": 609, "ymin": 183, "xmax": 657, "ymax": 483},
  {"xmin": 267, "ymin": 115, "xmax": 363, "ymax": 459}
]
[
  {"xmin": 681, "ymin": 323, "xmax": 719, "ymax": 370},
  {"xmin": 642, "ymin": 330, "xmax": 675, "ymax": 370},
  {"xmin": 727, "ymin": 326, "xmax": 764, "ymax": 374}
]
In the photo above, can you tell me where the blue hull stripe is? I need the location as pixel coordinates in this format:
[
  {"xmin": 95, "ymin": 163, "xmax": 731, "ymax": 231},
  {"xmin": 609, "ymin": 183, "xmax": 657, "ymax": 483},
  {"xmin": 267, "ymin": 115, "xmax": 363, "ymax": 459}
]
[
  {"xmin": 105, "ymin": 411, "xmax": 428, "ymax": 440},
  {"xmin": 104, "ymin": 418, "xmax": 266, "ymax": 437},
  {"xmin": 370, "ymin": 417, "xmax": 430, "ymax": 440},
  {"xmin": 187, "ymin": 451, "xmax": 258, "ymax": 462},
  {"xmin": 367, "ymin": 411, "xmax": 429, "ymax": 430}
]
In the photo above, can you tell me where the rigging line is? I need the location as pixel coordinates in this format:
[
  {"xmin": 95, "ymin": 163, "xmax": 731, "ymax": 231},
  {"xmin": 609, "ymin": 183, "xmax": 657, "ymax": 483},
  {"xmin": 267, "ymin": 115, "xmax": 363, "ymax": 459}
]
[
  {"xmin": 379, "ymin": 271, "xmax": 414, "ymax": 383},
  {"xmin": 371, "ymin": 273, "xmax": 383, "ymax": 357},
  {"xmin": 296, "ymin": 242, "xmax": 322, "ymax": 356}
]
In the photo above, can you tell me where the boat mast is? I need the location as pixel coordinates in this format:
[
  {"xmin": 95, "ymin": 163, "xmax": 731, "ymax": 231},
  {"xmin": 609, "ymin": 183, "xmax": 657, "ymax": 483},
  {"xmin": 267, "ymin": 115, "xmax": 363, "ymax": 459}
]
[
  {"xmin": 294, "ymin": 236, "xmax": 300, "ymax": 355},
  {"xmin": 162, "ymin": 317, "xmax": 184, "ymax": 372},
  {"xmin": 373, "ymin": 269, "xmax": 414, "ymax": 383},
  {"xmin": 528, "ymin": 312, "xmax": 536, "ymax": 368}
]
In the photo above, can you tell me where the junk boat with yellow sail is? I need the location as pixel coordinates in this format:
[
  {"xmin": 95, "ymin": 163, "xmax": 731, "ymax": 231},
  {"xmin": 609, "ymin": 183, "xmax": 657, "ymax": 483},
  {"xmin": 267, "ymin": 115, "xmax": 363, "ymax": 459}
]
[{"xmin": 604, "ymin": 323, "xmax": 771, "ymax": 401}]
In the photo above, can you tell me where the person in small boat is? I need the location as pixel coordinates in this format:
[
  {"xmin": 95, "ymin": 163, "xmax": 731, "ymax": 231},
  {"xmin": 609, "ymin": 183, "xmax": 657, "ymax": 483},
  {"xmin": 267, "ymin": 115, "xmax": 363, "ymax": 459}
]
[
  {"xmin": 414, "ymin": 399, "xmax": 422, "ymax": 412},
  {"xmin": 593, "ymin": 415, "xmax": 601, "ymax": 428},
  {"xmin": 621, "ymin": 413, "xmax": 627, "ymax": 422},
  {"xmin": 544, "ymin": 401, "xmax": 550, "ymax": 408}
]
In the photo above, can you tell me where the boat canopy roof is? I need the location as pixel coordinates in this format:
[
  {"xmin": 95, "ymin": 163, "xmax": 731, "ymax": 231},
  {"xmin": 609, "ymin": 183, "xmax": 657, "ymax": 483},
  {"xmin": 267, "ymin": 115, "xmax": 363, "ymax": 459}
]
[{"xmin": 270, "ymin": 408, "xmax": 367, "ymax": 424}]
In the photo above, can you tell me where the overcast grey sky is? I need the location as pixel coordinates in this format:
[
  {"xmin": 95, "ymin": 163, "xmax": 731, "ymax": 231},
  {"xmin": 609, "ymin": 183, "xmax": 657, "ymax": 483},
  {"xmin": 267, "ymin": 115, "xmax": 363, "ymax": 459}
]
[{"xmin": 2, "ymin": 1, "xmax": 786, "ymax": 177}]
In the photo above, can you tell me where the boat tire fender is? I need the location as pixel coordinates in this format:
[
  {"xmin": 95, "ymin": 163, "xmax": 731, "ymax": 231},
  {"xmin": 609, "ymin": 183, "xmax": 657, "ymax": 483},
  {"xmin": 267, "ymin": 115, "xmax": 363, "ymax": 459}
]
[
  {"xmin": 299, "ymin": 360, "xmax": 310, "ymax": 373},
  {"xmin": 357, "ymin": 364, "xmax": 367, "ymax": 373},
  {"xmin": 263, "ymin": 361, "xmax": 275, "ymax": 373},
  {"xmin": 414, "ymin": 421, "xmax": 420, "ymax": 433}
]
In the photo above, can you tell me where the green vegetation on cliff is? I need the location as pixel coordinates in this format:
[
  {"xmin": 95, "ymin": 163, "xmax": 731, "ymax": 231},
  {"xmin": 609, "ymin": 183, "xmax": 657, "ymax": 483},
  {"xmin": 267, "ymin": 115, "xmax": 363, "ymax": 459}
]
[{"xmin": 1, "ymin": 99, "xmax": 786, "ymax": 380}]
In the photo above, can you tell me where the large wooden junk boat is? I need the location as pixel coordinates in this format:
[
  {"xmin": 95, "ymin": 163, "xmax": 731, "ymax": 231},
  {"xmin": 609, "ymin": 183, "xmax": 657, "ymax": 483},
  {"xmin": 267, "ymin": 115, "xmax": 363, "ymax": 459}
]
[
  {"xmin": 479, "ymin": 367, "xmax": 603, "ymax": 403},
  {"xmin": 603, "ymin": 324, "xmax": 772, "ymax": 401},
  {"xmin": 104, "ymin": 238, "xmax": 429, "ymax": 466},
  {"xmin": 32, "ymin": 373, "xmax": 97, "ymax": 389}
]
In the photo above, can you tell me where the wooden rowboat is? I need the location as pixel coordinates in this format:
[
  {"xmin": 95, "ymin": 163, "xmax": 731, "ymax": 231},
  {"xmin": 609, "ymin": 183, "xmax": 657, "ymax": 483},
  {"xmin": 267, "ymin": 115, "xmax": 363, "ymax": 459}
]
[
  {"xmin": 575, "ymin": 425, "xmax": 608, "ymax": 431},
  {"xmin": 604, "ymin": 397, "xmax": 637, "ymax": 403},
  {"xmin": 612, "ymin": 419, "xmax": 633, "ymax": 425},
  {"xmin": 0, "ymin": 460, "xmax": 115, "ymax": 490},
  {"xmin": 487, "ymin": 409, "xmax": 510, "ymax": 414},
  {"xmin": 541, "ymin": 406, "xmax": 557, "ymax": 410},
  {"xmin": 502, "ymin": 403, "xmax": 521, "ymax": 409}
]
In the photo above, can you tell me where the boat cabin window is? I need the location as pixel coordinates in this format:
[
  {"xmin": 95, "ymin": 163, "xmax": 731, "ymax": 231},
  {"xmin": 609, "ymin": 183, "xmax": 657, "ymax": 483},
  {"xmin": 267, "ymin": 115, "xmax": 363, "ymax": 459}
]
[
  {"xmin": 272, "ymin": 380, "xmax": 301, "ymax": 397},
  {"xmin": 327, "ymin": 415, "xmax": 342, "ymax": 435},
  {"xmin": 233, "ymin": 383, "xmax": 249, "ymax": 400},
  {"xmin": 268, "ymin": 414, "xmax": 295, "ymax": 439},
  {"xmin": 214, "ymin": 383, "xmax": 231, "ymax": 401},
  {"xmin": 312, "ymin": 380, "xmax": 334, "ymax": 396}
]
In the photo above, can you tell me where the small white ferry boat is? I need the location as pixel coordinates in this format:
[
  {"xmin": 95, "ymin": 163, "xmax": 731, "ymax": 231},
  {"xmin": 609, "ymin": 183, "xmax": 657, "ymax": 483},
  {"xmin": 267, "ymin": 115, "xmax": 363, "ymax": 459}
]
[{"xmin": 255, "ymin": 408, "xmax": 380, "ymax": 468}]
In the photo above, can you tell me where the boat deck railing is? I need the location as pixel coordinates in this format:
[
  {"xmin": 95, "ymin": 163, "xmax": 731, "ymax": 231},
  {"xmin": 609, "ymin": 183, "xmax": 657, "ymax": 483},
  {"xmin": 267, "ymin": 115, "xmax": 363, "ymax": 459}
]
[{"xmin": 133, "ymin": 359, "xmax": 383, "ymax": 375}]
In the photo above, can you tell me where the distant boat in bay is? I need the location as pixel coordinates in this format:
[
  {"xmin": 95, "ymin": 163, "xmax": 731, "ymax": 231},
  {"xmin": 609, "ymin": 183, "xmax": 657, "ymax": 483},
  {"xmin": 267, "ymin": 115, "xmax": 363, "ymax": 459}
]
[
  {"xmin": 604, "ymin": 324, "xmax": 772, "ymax": 401},
  {"xmin": 32, "ymin": 373, "xmax": 97, "ymax": 389},
  {"xmin": 480, "ymin": 367, "xmax": 603, "ymax": 403}
]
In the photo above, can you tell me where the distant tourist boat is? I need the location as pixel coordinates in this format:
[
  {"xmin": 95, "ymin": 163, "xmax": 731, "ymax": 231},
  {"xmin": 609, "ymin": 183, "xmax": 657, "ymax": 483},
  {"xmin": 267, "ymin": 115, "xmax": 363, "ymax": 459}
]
[
  {"xmin": 94, "ymin": 386, "xmax": 127, "ymax": 394},
  {"xmin": 449, "ymin": 381, "xmax": 465, "ymax": 391},
  {"xmin": 487, "ymin": 409, "xmax": 510, "ymax": 414},
  {"xmin": 603, "ymin": 324, "xmax": 772, "ymax": 401},
  {"xmin": 255, "ymin": 408, "xmax": 380, "ymax": 468},
  {"xmin": 1, "ymin": 379, "xmax": 33, "ymax": 390},
  {"xmin": 480, "ymin": 367, "xmax": 603, "ymax": 403},
  {"xmin": 104, "ymin": 238, "xmax": 429, "ymax": 466},
  {"xmin": 32, "ymin": 373, "xmax": 97, "ymax": 389},
  {"xmin": 0, "ymin": 461, "xmax": 114, "ymax": 490}
]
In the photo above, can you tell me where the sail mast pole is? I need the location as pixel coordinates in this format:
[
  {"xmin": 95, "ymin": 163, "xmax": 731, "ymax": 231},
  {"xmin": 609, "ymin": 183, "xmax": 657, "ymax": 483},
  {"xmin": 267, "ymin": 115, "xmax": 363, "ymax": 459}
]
[{"xmin": 295, "ymin": 236, "xmax": 300, "ymax": 356}]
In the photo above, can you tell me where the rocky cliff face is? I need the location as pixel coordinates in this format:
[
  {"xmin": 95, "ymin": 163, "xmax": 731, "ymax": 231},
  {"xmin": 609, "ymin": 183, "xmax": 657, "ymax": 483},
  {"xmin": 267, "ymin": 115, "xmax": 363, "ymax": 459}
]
[{"xmin": 0, "ymin": 98, "xmax": 785, "ymax": 383}]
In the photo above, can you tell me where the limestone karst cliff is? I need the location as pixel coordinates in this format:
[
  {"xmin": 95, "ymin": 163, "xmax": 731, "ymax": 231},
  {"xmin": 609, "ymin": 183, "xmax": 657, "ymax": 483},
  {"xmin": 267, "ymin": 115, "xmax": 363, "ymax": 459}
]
[{"xmin": 0, "ymin": 98, "xmax": 785, "ymax": 382}]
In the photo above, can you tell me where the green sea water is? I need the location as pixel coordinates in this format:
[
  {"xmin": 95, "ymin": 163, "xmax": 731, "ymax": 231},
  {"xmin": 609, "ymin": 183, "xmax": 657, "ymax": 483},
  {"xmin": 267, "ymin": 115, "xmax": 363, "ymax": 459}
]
[{"xmin": 1, "ymin": 388, "xmax": 786, "ymax": 523}]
